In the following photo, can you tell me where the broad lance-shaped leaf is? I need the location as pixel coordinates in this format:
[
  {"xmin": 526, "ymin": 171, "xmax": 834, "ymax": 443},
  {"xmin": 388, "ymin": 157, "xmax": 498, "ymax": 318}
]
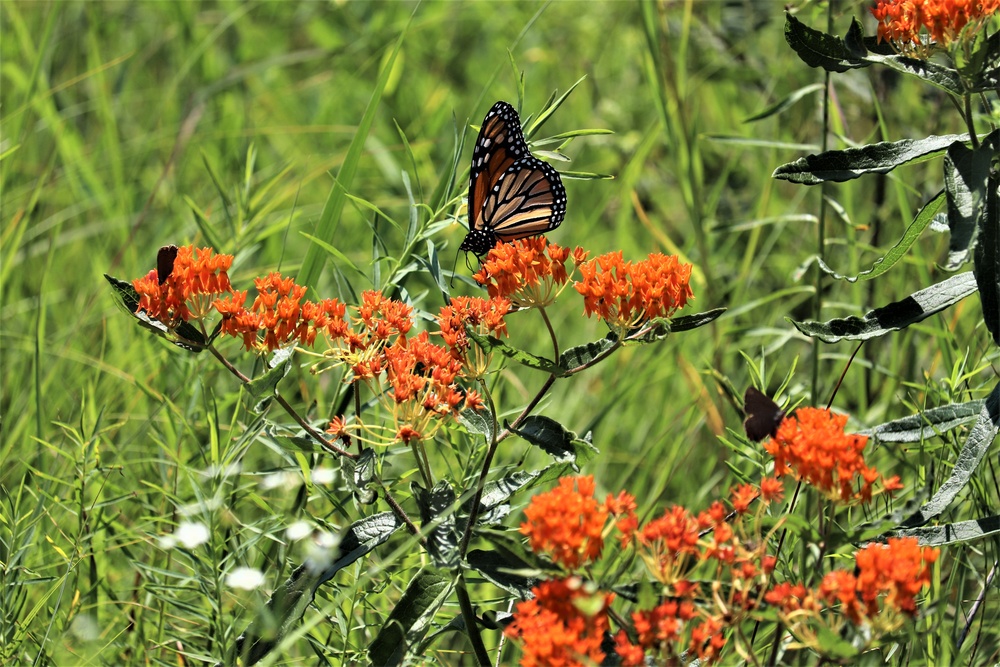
[
  {"xmin": 243, "ymin": 347, "xmax": 295, "ymax": 412},
  {"xmin": 459, "ymin": 405, "xmax": 494, "ymax": 443},
  {"xmin": 467, "ymin": 471, "xmax": 539, "ymax": 528},
  {"xmin": 508, "ymin": 415, "xmax": 598, "ymax": 470},
  {"xmin": 792, "ymin": 272, "xmax": 978, "ymax": 343},
  {"xmin": 235, "ymin": 511, "xmax": 403, "ymax": 665},
  {"xmin": 945, "ymin": 131, "xmax": 997, "ymax": 269},
  {"xmin": 560, "ymin": 334, "xmax": 617, "ymax": 373},
  {"xmin": 899, "ymin": 382, "xmax": 1000, "ymax": 530},
  {"xmin": 774, "ymin": 134, "xmax": 969, "ymax": 185},
  {"xmin": 818, "ymin": 192, "xmax": 944, "ymax": 282},
  {"xmin": 414, "ymin": 480, "xmax": 459, "ymax": 568},
  {"xmin": 974, "ymin": 174, "xmax": 1000, "ymax": 346},
  {"xmin": 343, "ymin": 447, "xmax": 377, "ymax": 505},
  {"xmin": 784, "ymin": 12, "xmax": 866, "ymax": 72},
  {"xmin": 466, "ymin": 549, "xmax": 541, "ymax": 599},
  {"xmin": 784, "ymin": 13, "xmax": 966, "ymax": 95},
  {"xmin": 860, "ymin": 400, "xmax": 985, "ymax": 442},
  {"xmin": 889, "ymin": 515, "xmax": 1000, "ymax": 547},
  {"xmin": 104, "ymin": 274, "xmax": 207, "ymax": 352},
  {"xmin": 465, "ymin": 326, "xmax": 561, "ymax": 374},
  {"xmin": 368, "ymin": 569, "xmax": 454, "ymax": 666}
]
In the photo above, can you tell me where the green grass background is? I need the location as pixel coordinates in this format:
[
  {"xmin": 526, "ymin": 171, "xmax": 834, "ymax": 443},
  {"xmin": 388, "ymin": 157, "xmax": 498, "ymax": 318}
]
[{"xmin": 2, "ymin": 0, "xmax": 998, "ymax": 664}]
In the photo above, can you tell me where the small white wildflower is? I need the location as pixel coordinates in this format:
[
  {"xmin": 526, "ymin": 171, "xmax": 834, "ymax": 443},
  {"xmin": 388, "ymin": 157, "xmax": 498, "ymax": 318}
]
[
  {"xmin": 260, "ymin": 471, "xmax": 301, "ymax": 491},
  {"xmin": 286, "ymin": 521, "xmax": 312, "ymax": 541},
  {"xmin": 226, "ymin": 567, "xmax": 265, "ymax": 590},
  {"xmin": 311, "ymin": 467, "xmax": 336, "ymax": 485},
  {"xmin": 174, "ymin": 521, "xmax": 210, "ymax": 549}
]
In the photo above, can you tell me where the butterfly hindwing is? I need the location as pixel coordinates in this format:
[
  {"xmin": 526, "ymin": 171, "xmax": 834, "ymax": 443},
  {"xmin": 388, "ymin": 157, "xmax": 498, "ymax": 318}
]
[{"xmin": 461, "ymin": 101, "xmax": 566, "ymax": 255}]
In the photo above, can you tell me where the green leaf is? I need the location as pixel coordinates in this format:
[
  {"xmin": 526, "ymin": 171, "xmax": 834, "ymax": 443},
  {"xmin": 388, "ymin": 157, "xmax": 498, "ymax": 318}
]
[
  {"xmin": 235, "ymin": 511, "xmax": 403, "ymax": 665},
  {"xmin": 243, "ymin": 347, "xmax": 295, "ymax": 412},
  {"xmin": 466, "ymin": 549, "xmax": 540, "ymax": 599},
  {"xmin": 783, "ymin": 13, "xmax": 865, "ymax": 73},
  {"xmin": 889, "ymin": 515, "xmax": 1000, "ymax": 547},
  {"xmin": 861, "ymin": 400, "xmax": 985, "ymax": 442},
  {"xmin": 508, "ymin": 416, "xmax": 597, "ymax": 471},
  {"xmin": 104, "ymin": 274, "xmax": 207, "ymax": 352},
  {"xmin": 818, "ymin": 191, "xmax": 945, "ymax": 282},
  {"xmin": 900, "ymin": 382, "xmax": 1000, "ymax": 529},
  {"xmin": 473, "ymin": 471, "xmax": 540, "ymax": 527},
  {"xmin": 343, "ymin": 447, "xmax": 377, "ymax": 505},
  {"xmin": 368, "ymin": 569, "xmax": 455, "ymax": 667},
  {"xmin": 974, "ymin": 174, "xmax": 1000, "ymax": 346},
  {"xmin": 297, "ymin": 12, "xmax": 413, "ymax": 291},
  {"xmin": 459, "ymin": 406, "xmax": 494, "ymax": 442},
  {"xmin": 414, "ymin": 480, "xmax": 459, "ymax": 568},
  {"xmin": 783, "ymin": 13, "xmax": 966, "ymax": 95},
  {"xmin": 744, "ymin": 83, "xmax": 825, "ymax": 123},
  {"xmin": 773, "ymin": 134, "xmax": 968, "ymax": 185},
  {"xmin": 465, "ymin": 327, "xmax": 561, "ymax": 374},
  {"xmin": 559, "ymin": 334, "xmax": 618, "ymax": 372},
  {"xmin": 792, "ymin": 272, "xmax": 978, "ymax": 342},
  {"xmin": 945, "ymin": 132, "xmax": 997, "ymax": 269}
]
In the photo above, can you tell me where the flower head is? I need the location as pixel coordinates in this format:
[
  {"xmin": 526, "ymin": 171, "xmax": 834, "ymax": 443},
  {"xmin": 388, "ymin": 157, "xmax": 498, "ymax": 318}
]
[
  {"xmin": 437, "ymin": 295, "xmax": 510, "ymax": 376},
  {"xmin": 473, "ymin": 237, "xmax": 585, "ymax": 309},
  {"xmin": 763, "ymin": 407, "xmax": 895, "ymax": 503},
  {"xmin": 520, "ymin": 475, "xmax": 609, "ymax": 569},
  {"xmin": 871, "ymin": 0, "xmax": 1000, "ymax": 54},
  {"xmin": 505, "ymin": 577, "xmax": 613, "ymax": 667},
  {"xmin": 133, "ymin": 245, "xmax": 233, "ymax": 328},
  {"xmin": 573, "ymin": 251, "xmax": 692, "ymax": 337}
]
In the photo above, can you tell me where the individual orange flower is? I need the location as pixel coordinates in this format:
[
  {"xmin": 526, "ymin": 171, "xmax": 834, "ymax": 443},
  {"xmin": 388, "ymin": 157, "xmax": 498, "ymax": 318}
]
[
  {"xmin": 729, "ymin": 484, "xmax": 758, "ymax": 514},
  {"xmin": 437, "ymin": 295, "xmax": 510, "ymax": 376},
  {"xmin": 606, "ymin": 490, "xmax": 639, "ymax": 546},
  {"xmin": 573, "ymin": 251, "xmax": 693, "ymax": 337},
  {"xmin": 871, "ymin": 0, "xmax": 1000, "ymax": 54},
  {"xmin": 759, "ymin": 476, "xmax": 785, "ymax": 503},
  {"xmin": 763, "ymin": 407, "xmax": 895, "ymax": 503},
  {"xmin": 520, "ymin": 475, "xmax": 609, "ymax": 569},
  {"xmin": 505, "ymin": 577, "xmax": 613, "ymax": 667},
  {"xmin": 133, "ymin": 245, "xmax": 233, "ymax": 328},
  {"xmin": 473, "ymin": 237, "xmax": 586, "ymax": 309}
]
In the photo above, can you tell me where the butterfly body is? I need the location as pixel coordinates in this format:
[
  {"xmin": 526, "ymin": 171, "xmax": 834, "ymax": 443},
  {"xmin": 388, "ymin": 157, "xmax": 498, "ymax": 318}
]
[{"xmin": 460, "ymin": 101, "xmax": 566, "ymax": 255}]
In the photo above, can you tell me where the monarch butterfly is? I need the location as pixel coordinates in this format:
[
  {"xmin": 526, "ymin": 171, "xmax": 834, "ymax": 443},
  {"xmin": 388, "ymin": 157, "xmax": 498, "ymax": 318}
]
[{"xmin": 459, "ymin": 101, "xmax": 567, "ymax": 256}]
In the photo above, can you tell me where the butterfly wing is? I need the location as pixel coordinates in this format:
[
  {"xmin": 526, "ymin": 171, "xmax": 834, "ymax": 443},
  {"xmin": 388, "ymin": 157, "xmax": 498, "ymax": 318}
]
[
  {"xmin": 743, "ymin": 387, "xmax": 785, "ymax": 441},
  {"xmin": 461, "ymin": 101, "xmax": 566, "ymax": 255}
]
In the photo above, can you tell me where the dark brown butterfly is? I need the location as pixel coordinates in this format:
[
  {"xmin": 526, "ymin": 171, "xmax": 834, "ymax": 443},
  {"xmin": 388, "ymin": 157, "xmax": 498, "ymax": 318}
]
[
  {"xmin": 459, "ymin": 101, "xmax": 567, "ymax": 256},
  {"xmin": 157, "ymin": 245, "xmax": 179, "ymax": 285},
  {"xmin": 743, "ymin": 387, "xmax": 785, "ymax": 441}
]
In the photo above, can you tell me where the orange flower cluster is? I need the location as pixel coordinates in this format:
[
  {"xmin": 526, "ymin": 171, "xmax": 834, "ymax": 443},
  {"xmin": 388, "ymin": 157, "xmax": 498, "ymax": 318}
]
[
  {"xmin": 871, "ymin": 0, "xmax": 999, "ymax": 52},
  {"xmin": 473, "ymin": 237, "xmax": 587, "ymax": 309},
  {"xmin": 764, "ymin": 407, "xmax": 902, "ymax": 503},
  {"xmin": 437, "ymin": 295, "xmax": 510, "ymax": 376},
  {"xmin": 766, "ymin": 538, "xmax": 938, "ymax": 640},
  {"xmin": 819, "ymin": 537, "xmax": 939, "ymax": 624},
  {"xmin": 133, "ymin": 245, "xmax": 233, "ymax": 328},
  {"xmin": 503, "ymin": 577, "xmax": 614, "ymax": 667},
  {"xmin": 510, "ymin": 476, "xmax": 785, "ymax": 665},
  {"xmin": 573, "ymin": 251, "xmax": 693, "ymax": 336},
  {"xmin": 215, "ymin": 272, "xmax": 347, "ymax": 353},
  {"xmin": 519, "ymin": 475, "xmax": 610, "ymax": 569},
  {"xmin": 381, "ymin": 331, "xmax": 482, "ymax": 443}
]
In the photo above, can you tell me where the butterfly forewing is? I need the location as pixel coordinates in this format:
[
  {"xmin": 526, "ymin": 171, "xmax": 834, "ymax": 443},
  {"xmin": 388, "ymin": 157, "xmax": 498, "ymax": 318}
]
[
  {"xmin": 743, "ymin": 387, "xmax": 785, "ymax": 441},
  {"xmin": 461, "ymin": 101, "xmax": 566, "ymax": 255}
]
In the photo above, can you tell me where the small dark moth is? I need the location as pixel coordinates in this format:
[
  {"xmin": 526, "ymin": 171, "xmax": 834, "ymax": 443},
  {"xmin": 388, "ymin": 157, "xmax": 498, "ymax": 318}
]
[
  {"xmin": 743, "ymin": 386, "xmax": 785, "ymax": 441},
  {"xmin": 157, "ymin": 245, "xmax": 179, "ymax": 284}
]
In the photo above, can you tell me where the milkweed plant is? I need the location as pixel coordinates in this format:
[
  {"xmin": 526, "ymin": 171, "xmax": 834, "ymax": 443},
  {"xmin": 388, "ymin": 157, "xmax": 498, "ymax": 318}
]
[{"xmin": 104, "ymin": 1, "xmax": 1000, "ymax": 664}]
